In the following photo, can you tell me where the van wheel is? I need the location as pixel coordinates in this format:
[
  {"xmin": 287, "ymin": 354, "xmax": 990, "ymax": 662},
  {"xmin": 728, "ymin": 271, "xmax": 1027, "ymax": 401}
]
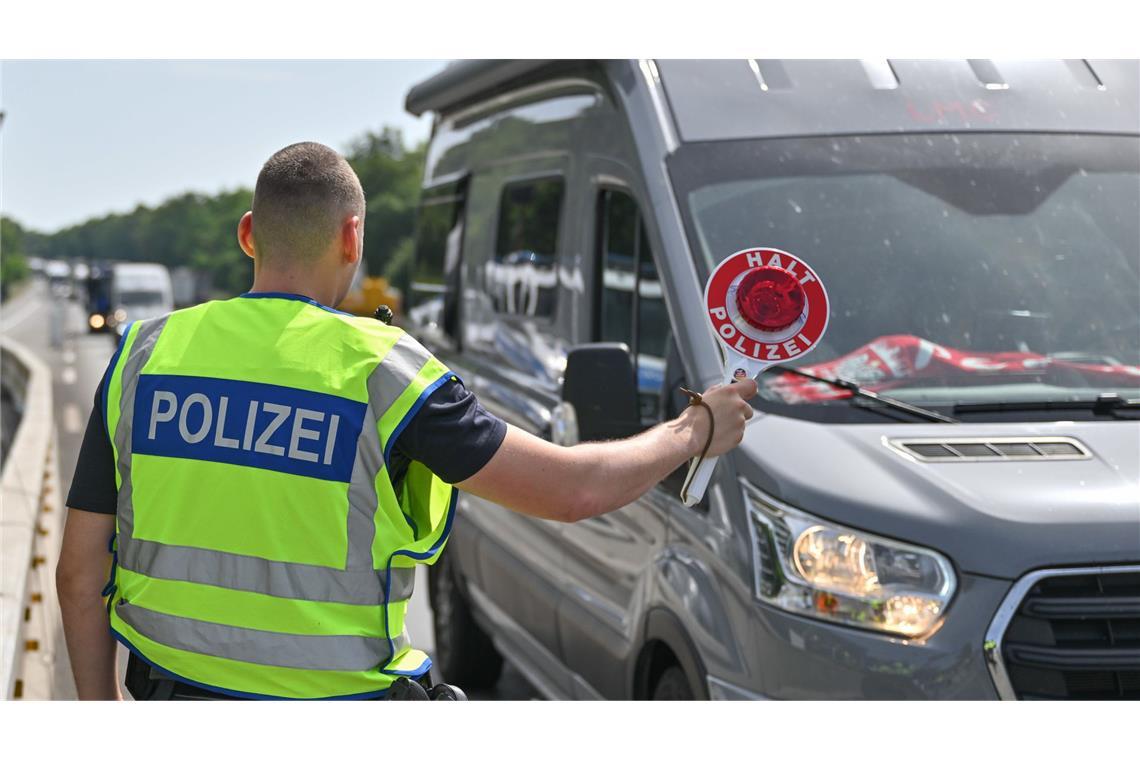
[
  {"xmin": 652, "ymin": 666, "xmax": 694, "ymax": 700},
  {"xmin": 429, "ymin": 555, "xmax": 503, "ymax": 689}
]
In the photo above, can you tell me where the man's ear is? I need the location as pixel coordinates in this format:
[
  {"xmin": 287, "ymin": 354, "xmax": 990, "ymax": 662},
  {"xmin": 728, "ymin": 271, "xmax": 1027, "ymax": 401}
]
[
  {"xmin": 341, "ymin": 214, "xmax": 363, "ymax": 265},
  {"xmin": 237, "ymin": 211, "xmax": 256, "ymax": 260}
]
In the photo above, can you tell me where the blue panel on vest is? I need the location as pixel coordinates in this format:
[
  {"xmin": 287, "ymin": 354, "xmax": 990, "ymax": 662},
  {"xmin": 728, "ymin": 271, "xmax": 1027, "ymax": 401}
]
[{"xmin": 133, "ymin": 375, "xmax": 366, "ymax": 483}]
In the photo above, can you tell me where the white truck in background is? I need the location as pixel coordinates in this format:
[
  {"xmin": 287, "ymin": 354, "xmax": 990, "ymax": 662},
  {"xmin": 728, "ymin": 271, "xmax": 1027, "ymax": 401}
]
[{"xmin": 108, "ymin": 263, "xmax": 174, "ymax": 338}]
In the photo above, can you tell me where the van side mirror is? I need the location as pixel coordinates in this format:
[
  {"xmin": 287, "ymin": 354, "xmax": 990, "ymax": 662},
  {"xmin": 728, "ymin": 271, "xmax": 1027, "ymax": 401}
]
[{"xmin": 562, "ymin": 343, "xmax": 642, "ymax": 443}]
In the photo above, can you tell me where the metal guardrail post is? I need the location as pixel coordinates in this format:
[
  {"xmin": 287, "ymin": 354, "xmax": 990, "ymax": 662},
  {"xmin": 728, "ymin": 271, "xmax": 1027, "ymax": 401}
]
[{"xmin": 1, "ymin": 336, "xmax": 60, "ymax": 699}]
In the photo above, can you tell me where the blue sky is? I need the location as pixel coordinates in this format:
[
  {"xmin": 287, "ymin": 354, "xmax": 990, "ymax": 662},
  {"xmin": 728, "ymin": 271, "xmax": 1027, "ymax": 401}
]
[{"xmin": 0, "ymin": 60, "xmax": 446, "ymax": 232}]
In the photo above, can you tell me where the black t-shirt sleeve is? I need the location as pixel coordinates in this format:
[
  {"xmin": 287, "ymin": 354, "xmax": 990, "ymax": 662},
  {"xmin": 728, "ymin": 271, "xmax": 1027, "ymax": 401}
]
[
  {"xmin": 390, "ymin": 377, "xmax": 507, "ymax": 484},
  {"xmin": 66, "ymin": 383, "xmax": 119, "ymax": 515}
]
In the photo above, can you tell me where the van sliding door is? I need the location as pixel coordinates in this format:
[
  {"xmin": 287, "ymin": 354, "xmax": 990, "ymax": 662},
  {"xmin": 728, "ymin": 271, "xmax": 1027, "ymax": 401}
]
[{"xmin": 557, "ymin": 178, "xmax": 676, "ymax": 698}]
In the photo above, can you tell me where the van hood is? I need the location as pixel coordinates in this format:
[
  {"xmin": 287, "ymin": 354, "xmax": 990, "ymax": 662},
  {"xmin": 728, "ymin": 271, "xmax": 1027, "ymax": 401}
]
[{"xmin": 734, "ymin": 415, "xmax": 1140, "ymax": 579}]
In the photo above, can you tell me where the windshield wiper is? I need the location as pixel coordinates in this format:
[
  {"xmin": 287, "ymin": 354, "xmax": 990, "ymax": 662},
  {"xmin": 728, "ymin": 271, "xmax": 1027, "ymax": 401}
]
[
  {"xmin": 766, "ymin": 366, "xmax": 958, "ymax": 423},
  {"xmin": 953, "ymin": 393, "xmax": 1140, "ymax": 419}
]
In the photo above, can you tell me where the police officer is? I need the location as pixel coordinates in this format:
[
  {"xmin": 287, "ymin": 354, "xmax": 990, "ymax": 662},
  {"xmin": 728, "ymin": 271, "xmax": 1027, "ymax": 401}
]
[{"xmin": 56, "ymin": 142, "xmax": 757, "ymax": 700}]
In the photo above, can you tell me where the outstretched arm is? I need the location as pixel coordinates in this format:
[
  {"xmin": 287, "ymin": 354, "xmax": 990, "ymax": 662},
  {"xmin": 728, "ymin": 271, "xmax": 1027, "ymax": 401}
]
[{"xmin": 457, "ymin": 380, "xmax": 757, "ymax": 522}]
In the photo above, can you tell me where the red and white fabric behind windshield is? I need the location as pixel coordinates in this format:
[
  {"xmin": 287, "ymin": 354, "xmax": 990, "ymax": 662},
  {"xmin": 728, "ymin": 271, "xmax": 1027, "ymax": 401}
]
[{"xmin": 767, "ymin": 334, "xmax": 1140, "ymax": 402}]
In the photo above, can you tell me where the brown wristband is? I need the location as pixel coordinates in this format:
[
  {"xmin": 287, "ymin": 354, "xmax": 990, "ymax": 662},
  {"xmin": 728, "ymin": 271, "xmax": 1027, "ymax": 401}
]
[{"xmin": 680, "ymin": 387, "xmax": 715, "ymax": 464}]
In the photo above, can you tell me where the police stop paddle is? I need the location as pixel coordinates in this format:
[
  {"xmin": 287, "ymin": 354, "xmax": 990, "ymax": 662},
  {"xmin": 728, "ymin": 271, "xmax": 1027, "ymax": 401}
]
[{"xmin": 679, "ymin": 247, "xmax": 830, "ymax": 507}]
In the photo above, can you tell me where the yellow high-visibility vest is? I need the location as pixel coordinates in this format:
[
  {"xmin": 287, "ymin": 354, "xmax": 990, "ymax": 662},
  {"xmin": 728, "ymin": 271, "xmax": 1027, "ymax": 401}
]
[{"xmin": 102, "ymin": 292, "xmax": 456, "ymax": 699}]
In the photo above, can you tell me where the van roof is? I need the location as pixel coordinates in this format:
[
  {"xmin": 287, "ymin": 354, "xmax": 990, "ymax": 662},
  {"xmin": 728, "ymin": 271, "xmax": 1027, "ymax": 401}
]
[
  {"xmin": 656, "ymin": 59, "xmax": 1138, "ymax": 141},
  {"xmin": 112, "ymin": 262, "xmax": 170, "ymax": 276},
  {"xmin": 407, "ymin": 59, "xmax": 1139, "ymax": 141},
  {"xmin": 405, "ymin": 60, "xmax": 555, "ymax": 116}
]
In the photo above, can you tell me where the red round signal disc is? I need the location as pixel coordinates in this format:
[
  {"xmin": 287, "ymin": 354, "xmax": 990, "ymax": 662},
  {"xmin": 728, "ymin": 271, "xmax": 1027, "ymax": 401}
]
[
  {"xmin": 705, "ymin": 248, "xmax": 829, "ymax": 363},
  {"xmin": 736, "ymin": 266, "xmax": 807, "ymax": 331}
]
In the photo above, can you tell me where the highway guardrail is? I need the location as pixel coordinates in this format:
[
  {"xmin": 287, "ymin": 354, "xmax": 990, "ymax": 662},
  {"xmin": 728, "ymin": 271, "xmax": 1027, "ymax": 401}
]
[{"xmin": 1, "ymin": 336, "xmax": 61, "ymax": 699}]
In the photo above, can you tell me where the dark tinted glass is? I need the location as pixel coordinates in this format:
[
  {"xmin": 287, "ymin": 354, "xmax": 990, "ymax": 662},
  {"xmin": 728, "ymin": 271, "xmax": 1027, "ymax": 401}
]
[
  {"xmin": 409, "ymin": 182, "xmax": 465, "ymax": 341},
  {"xmin": 637, "ymin": 226, "xmax": 669, "ymax": 360},
  {"xmin": 636, "ymin": 225, "xmax": 670, "ymax": 420},
  {"xmin": 413, "ymin": 201, "xmax": 458, "ymax": 286},
  {"xmin": 117, "ymin": 291, "xmax": 166, "ymax": 307},
  {"xmin": 597, "ymin": 190, "xmax": 672, "ymax": 422},
  {"xmin": 412, "ymin": 191, "xmax": 463, "ymax": 303},
  {"xmin": 600, "ymin": 192, "xmax": 637, "ymax": 347},
  {"xmin": 490, "ymin": 178, "xmax": 564, "ymax": 319}
]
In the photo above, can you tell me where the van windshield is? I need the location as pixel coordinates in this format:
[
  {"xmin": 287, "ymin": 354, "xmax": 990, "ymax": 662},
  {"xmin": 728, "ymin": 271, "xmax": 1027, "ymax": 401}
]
[
  {"xmin": 117, "ymin": 290, "xmax": 167, "ymax": 307},
  {"xmin": 668, "ymin": 133, "xmax": 1140, "ymax": 416}
]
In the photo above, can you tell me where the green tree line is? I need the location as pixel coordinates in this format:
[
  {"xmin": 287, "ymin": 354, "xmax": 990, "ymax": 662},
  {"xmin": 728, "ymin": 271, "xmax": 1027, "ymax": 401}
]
[
  {"xmin": 1, "ymin": 216, "xmax": 32, "ymax": 300},
  {"xmin": 1, "ymin": 127, "xmax": 426, "ymax": 300}
]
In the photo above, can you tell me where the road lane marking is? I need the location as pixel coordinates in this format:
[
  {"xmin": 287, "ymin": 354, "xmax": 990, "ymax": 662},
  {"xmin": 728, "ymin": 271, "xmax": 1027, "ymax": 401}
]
[
  {"xmin": 63, "ymin": 403, "xmax": 83, "ymax": 434},
  {"xmin": 0, "ymin": 294, "xmax": 44, "ymax": 333}
]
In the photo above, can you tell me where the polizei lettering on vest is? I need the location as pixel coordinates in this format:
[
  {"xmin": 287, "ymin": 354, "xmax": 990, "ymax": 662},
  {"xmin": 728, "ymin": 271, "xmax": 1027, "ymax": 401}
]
[
  {"xmin": 134, "ymin": 374, "xmax": 367, "ymax": 483},
  {"xmin": 149, "ymin": 393, "xmax": 340, "ymax": 465}
]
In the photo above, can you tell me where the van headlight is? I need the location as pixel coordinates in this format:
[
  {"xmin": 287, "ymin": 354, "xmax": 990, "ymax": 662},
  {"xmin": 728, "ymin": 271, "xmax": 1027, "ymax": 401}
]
[{"xmin": 743, "ymin": 481, "xmax": 956, "ymax": 638}]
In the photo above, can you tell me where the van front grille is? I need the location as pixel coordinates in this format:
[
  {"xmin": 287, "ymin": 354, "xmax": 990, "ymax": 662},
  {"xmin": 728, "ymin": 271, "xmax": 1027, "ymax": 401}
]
[{"xmin": 987, "ymin": 566, "xmax": 1140, "ymax": 699}]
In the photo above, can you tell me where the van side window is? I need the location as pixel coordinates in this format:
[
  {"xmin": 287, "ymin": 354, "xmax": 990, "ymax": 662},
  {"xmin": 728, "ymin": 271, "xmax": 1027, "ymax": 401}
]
[
  {"xmin": 596, "ymin": 189, "xmax": 672, "ymax": 422},
  {"xmin": 491, "ymin": 177, "xmax": 564, "ymax": 319},
  {"xmin": 410, "ymin": 180, "xmax": 466, "ymax": 341},
  {"xmin": 599, "ymin": 192, "xmax": 638, "ymax": 347},
  {"xmin": 636, "ymin": 236, "xmax": 670, "ymax": 421}
]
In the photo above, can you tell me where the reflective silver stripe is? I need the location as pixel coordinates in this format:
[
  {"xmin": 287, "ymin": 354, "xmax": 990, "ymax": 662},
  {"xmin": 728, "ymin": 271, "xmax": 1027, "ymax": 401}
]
[
  {"xmin": 371, "ymin": 333, "xmax": 434, "ymax": 417},
  {"xmin": 111, "ymin": 314, "xmax": 420, "ymax": 606},
  {"xmin": 119, "ymin": 539, "xmax": 415, "ymax": 605},
  {"xmin": 344, "ymin": 361, "xmax": 389, "ymax": 571},
  {"xmin": 114, "ymin": 316, "xmax": 170, "ymax": 542},
  {"xmin": 116, "ymin": 602, "xmax": 409, "ymax": 671},
  {"xmin": 345, "ymin": 333, "xmax": 433, "ymax": 567}
]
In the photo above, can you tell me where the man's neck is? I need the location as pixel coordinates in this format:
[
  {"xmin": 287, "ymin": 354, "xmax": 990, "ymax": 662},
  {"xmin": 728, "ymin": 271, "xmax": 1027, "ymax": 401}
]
[{"xmin": 249, "ymin": 269, "xmax": 340, "ymax": 308}]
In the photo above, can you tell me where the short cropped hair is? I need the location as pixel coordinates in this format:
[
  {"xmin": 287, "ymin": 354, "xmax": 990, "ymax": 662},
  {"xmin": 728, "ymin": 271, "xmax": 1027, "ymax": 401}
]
[{"xmin": 251, "ymin": 142, "xmax": 365, "ymax": 263}]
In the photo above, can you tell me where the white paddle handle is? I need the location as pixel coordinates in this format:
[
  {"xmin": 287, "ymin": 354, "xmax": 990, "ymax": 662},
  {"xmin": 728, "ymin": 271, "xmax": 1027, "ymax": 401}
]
[
  {"xmin": 680, "ymin": 453, "xmax": 717, "ymax": 507},
  {"xmin": 678, "ymin": 362, "xmax": 762, "ymax": 508}
]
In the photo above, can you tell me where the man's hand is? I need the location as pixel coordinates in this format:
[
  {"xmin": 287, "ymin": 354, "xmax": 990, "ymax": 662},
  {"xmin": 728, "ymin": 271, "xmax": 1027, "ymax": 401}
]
[
  {"xmin": 57, "ymin": 509, "xmax": 122, "ymax": 700},
  {"xmin": 458, "ymin": 379, "xmax": 758, "ymax": 522},
  {"xmin": 676, "ymin": 380, "xmax": 758, "ymax": 458}
]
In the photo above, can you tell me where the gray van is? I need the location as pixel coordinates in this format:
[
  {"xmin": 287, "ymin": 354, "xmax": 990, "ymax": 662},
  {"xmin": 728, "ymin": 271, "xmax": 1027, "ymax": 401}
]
[{"xmin": 403, "ymin": 60, "xmax": 1140, "ymax": 700}]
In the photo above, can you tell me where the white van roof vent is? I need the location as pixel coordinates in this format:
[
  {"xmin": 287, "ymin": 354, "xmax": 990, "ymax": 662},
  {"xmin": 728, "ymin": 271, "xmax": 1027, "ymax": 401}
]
[
  {"xmin": 747, "ymin": 59, "xmax": 793, "ymax": 91},
  {"xmin": 967, "ymin": 59, "xmax": 1009, "ymax": 90},
  {"xmin": 890, "ymin": 437, "xmax": 1091, "ymax": 463},
  {"xmin": 1066, "ymin": 59, "xmax": 1107, "ymax": 90},
  {"xmin": 861, "ymin": 59, "xmax": 899, "ymax": 90}
]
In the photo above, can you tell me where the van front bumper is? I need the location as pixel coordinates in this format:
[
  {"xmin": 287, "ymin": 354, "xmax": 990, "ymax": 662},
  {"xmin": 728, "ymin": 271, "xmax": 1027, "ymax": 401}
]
[{"xmin": 715, "ymin": 571, "xmax": 1010, "ymax": 699}]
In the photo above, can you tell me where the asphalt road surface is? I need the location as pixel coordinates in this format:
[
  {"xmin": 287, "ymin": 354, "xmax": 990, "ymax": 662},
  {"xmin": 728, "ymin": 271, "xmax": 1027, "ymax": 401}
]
[{"xmin": 1, "ymin": 279, "xmax": 537, "ymax": 700}]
